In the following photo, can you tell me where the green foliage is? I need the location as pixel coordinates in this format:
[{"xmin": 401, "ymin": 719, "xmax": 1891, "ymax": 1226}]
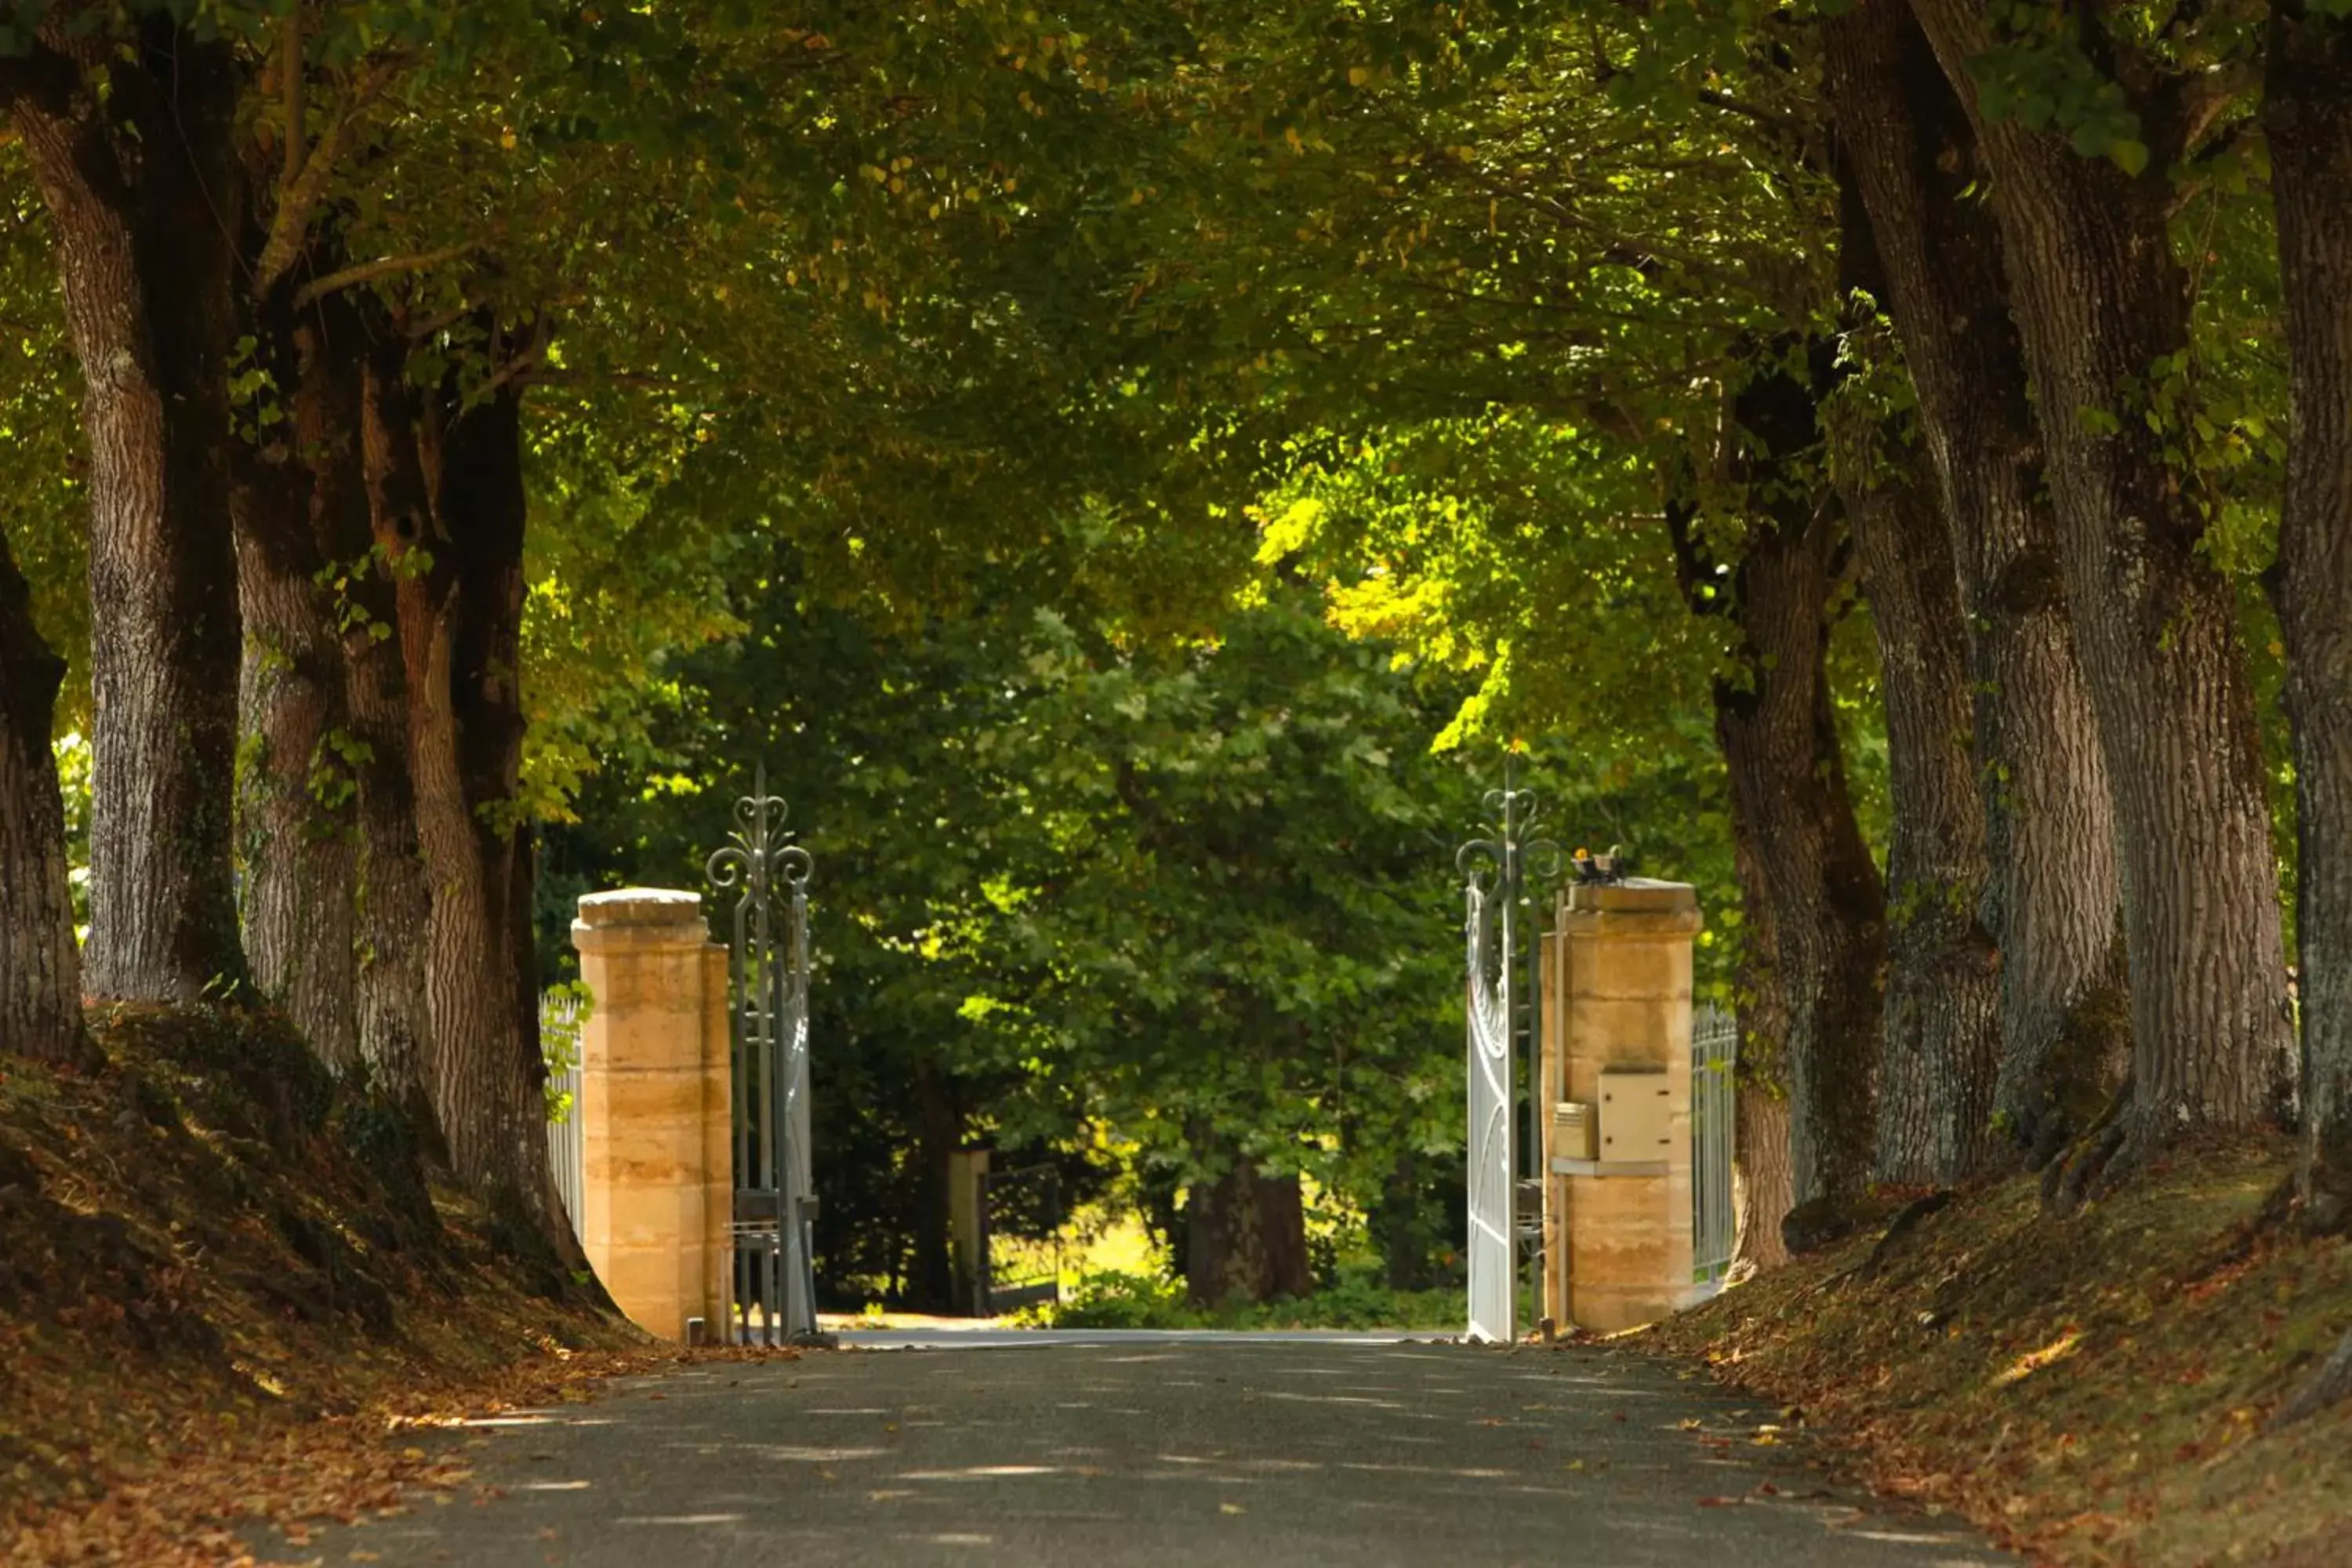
[
  {"xmin": 0, "ymin": 0, "xmax": 2315, "ymax": 1302},
  {"xmin": 0, "ymin": 145, "xmax": 87, "ymax": 723},
  {"xmin": 1042, "ymin": 1262, "xmax": 1461, "ymax": 1330},
  {"xmin": 1968, "ymin": 4, "xmax": 2150, "ymax": 174},
  {"xmin": 538, "ymin": 981, "xmax": 590, "ymax": 1124},
  {"xmin": 549, "ymin": 549, "xmax": 1499, "ymax": 1301},
  {"xmin": 52, "ymin": 731, "xmax": 91, "ymax": 935}
]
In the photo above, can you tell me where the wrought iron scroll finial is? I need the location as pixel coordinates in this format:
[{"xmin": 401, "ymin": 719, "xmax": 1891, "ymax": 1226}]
[{"xmin": 706, "ymin": 762, "xmax": 812, "ymax": 895}]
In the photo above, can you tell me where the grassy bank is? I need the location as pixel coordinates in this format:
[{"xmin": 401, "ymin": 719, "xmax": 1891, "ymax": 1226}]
[
  {"xmin": 1036, "ymin": 1265, "xmax": 1462, "ymax": 1330},
  {"xmin": 0, "ymin": 1006, "xmax": 771, "ymax": 1566},
  {"xmin": 1639, "ymin": 1138, "xmax": 2352, "ymax": 1566}
]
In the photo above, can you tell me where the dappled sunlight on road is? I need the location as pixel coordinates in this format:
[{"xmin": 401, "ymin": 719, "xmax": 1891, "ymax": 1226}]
[{"xmin": 283, "ymin": 1339, "xmax": 2016, "ymax": 1568}]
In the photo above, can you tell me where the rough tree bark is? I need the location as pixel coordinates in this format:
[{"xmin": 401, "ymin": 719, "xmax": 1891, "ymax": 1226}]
[
  {"xmin": 1845, "ymin": 452, "xmax": 2002, "ymax": 1186},
  {"xmin": 8, "ymin": 32, "xmax": 248, "ymax": 1002},
  {"xmin": 1911, "ymin": 0, "xmax": 2292, "ymax": 1172},
  {"xmin": 1185, "ymin": 1143, "xmax": 1312, "ymax": 1307},
  {"xmin": 329, "ymin": 312, "xmax": 434, "ymax": 1113},
  {"xmin": 2266, "ymin": 2, "xmax": 2352, "ymax": 1229},
  {"xmin": 1830, "ymin": 177, "xmax": 2002, "ymax": 1187},
  {"xmin": 341, "ymin": 563, "xmax": 436, "ymax": 1112},
  {"xmin": 0, "ymin": 523, "xmax": 92, "ymax": 1068},
  {"xmin": 231, "ymin": 263, "xmax": 359, "ymax": 1071},
  {"xmin": 1825, "ymin": 0, "xmax": 2128, "ymax": 1168},
  {"xmin": 1671, "ymin": 368, "xmax": 1888, "ymax": 1247},
  {"xmin": 231, "ymin": 224, "xmax": 434, "ymax": 1102},
  {"xmin": 362, "ymin": 337, "xmax": 575, "ymax": 1256},
  {"xmin": 1727, "ymin": 796, "xmax": 1793, "ymax": 1276}
]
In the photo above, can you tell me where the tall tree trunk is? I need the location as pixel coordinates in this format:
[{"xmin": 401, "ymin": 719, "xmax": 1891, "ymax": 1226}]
[
  {"xmin": 1831, "ymin": 176, "xmax": 2002, "ymax": 1187},
  {"xmin": 1846, "ymin": 452, "xmax": 2002, "ymax": 1185},
  {"xmin": 1675, "ymin": 367, "xmax": 1889, "ymax": 1244},
  {"xmin": 2266, "ymin": 2, "xmax": 2352, "ymax": 1229},
  {"xmin": 344, "ymin": 588, "xmax": 436, "ymax": 1112},
  {"xmin": 326, "ymin": 309, "xmax": 434, "ymax": 1113},
  {"xmin": 0, "ymin": 522, "xmax": 91, "ymax": 1068},
  {"xmin": 1372, "ymin": 1148, "xmax": 1448, "ymax": 1290},
  {"xmin": 1910, "ymin": 0, "xmax": 2293, "ymax": 1171},
  {"xmin": 1733, "ymin": 1091, "xmax": 1794, "ymax": 1278},
  {"xmin": 1825, "ymin": 1, "xmax": 2128, "ymax": 1168},
  {"xmin": 434, "ymin": 384, "xmax": 549, "ymax": 1214},
  {"xmin": 9, "ymin": 34, "xmax": 247, "ymax": 1003},
  {"xmin": 909, "ymin": 1058, "xmax": 960, "ymax": 1312},
  {"xmin": 363, "ymin": 340, "xmax": 575, "ymax": 1257},
  {"xmin": 1727, "ymin": 795, "xmax": 1792, "ymax": 1276},
  {"xmin": 1721, "ymin": 507, "xmax": 1883, "ymax": 1240},
  {"xmin": 1185, "ymin": 1137, "xmax": 1312, "ymax": 1306},
  {"xmin": 231, "ymin": 279, "xmax": 358, "ymax": 1070}
]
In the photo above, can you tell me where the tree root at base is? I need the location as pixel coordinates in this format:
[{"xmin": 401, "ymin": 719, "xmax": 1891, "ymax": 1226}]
[
  {"xmin": 2271, "ymin": 1326, "xmax": 2352, "ymax": 1431},
  {"xmin": 2042, "ymin": 1071, "xmax": 2134, "ymax": 1216}
]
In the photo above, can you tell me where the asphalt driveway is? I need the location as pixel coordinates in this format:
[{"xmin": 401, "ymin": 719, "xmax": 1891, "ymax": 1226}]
[{"xmin": 288, "ymin": 1333, "xmax": 2010, "ymax": 1567}]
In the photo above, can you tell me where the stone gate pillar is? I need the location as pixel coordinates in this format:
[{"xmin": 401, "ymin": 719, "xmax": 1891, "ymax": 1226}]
[
  {"xmin": 572, "ymin": 888, "xmax": 732, "ymax": 1341},
  {"xmin": 1546, "ymin": 879, "xmax": 1703, "ymax": 1333}
]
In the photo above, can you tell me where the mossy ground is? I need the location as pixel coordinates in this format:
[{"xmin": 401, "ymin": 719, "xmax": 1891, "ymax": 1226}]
[
  {"xmin": 1639, "ymin": 1137, "xmax": 2352, "ymax": 1566},
  {"xmin": 0, "ymin": 1005, "xmax": 783, "ymax": 1566}
]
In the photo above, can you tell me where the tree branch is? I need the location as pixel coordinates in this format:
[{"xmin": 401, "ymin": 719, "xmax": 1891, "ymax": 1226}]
[
  {"xmin": 2272, "ymin": 1324, "xmax": 2352, "ymax": 1429},
  {"xmin": 1694, "ymin": 85, "xmax": 1798, "ymax": 136},
  {"xmin": 281, "ymin": 1, "xmax": 306, "ymax": 188},
  {"xmin": 2169, "ymin": 62, "xmax": 2256, "ymax": 161},
  {"xmin": 0, "ymin": 42, "xmax": 138, "ymax": 223},
  {"xmin": 477, "ymin": 319, "xmax": 554, "ymax": 398},
  {"xmin": 294, "ymin": 242, "xmax": 477, "ymax": 310},
  {"xmin": 528, "ymin": 368, "xmax": 690, "ymax": 394},
  {"xmin": 252, "ymin": 52, "xmax": 410, "ymax": 299}
]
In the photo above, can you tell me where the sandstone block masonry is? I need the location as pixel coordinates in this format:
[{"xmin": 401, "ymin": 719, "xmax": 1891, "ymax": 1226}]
[
  {"xmin": 572, "ymin": 888, "xmax": 731, "ymax": 1341},
  {"xmin": 1544, "ymin": 879, "xmax": 1704, "ymax": 1334}
]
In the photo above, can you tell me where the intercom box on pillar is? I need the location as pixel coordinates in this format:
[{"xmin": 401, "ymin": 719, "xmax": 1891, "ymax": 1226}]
[{"xmin": 1541, "ymin": 878, "xmax": 1703, "ymax": 1334}]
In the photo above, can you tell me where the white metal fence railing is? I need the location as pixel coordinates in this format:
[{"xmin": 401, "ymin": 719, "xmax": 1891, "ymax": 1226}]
[
  {"xmin": 542, "ymin": 989, "xmax": 586, "ymax": 1244},
  {"xmin": 1691, "ymin": 1001, "xmax": 1737, "ymax": 1291}
]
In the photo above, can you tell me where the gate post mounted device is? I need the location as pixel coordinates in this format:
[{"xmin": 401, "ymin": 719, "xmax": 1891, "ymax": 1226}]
[{"xmin": 1548, "ymin": 876, "xmax": 1704, "ymax": 1334}]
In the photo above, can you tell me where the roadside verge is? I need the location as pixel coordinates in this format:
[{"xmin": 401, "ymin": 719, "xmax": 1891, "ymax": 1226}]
[
  {"xmin": 1639, "ymin": 1138, "xmax": 2352, "ymax": 1566},
  {"xmin": 0, "ymin": 1005, "xmax": 793, "ymax": 1566}
]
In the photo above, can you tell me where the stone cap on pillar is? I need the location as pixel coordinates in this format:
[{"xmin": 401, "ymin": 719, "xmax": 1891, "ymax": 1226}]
[
  {"xmin": 573, "ymin": 887, "xmax": 708, "ymax": 950},
  {"xmin": 1560, "ymin": 878, "xmax": 1702, "ymax": 937}
]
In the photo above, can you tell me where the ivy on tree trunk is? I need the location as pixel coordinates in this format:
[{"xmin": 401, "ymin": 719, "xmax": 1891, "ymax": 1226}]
[
  {"xmin": 230, "ymin": 241, "xmax": 361, "ymax": 1073},
  {"xmin": 363, "ymin": 334, "xmax": 582, "ymax": 1266},
  {"xmin": 1830, "ymin": 176, "xmax": 2002, "ymax": 1188},
  {"xmin": 1843, "ymin": 450, "xmax": 2001, "ymax": 1187},
  {"xmin": 321, "ymin": 301, "xmax": 436, "ymax": 1118}
]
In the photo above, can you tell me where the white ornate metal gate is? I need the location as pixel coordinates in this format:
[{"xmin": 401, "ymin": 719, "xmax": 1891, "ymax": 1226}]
[
  {"xmin": 1462, "ymin": 874, "xmax": 1515, "ymax": 1343},
  {"xmin": 1691, "ymin": 1001, "xmax": 1738, "ymax": 1291},
  {"xmin": 1457, "ymin": 777, "xmax": 1557, "ymax": 1344}
]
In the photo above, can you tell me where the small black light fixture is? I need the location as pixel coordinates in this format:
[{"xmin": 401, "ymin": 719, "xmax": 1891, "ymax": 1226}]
[{"xmin": 1571, "ymin": 843, "xmax": 1630, "ymax": 885}]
